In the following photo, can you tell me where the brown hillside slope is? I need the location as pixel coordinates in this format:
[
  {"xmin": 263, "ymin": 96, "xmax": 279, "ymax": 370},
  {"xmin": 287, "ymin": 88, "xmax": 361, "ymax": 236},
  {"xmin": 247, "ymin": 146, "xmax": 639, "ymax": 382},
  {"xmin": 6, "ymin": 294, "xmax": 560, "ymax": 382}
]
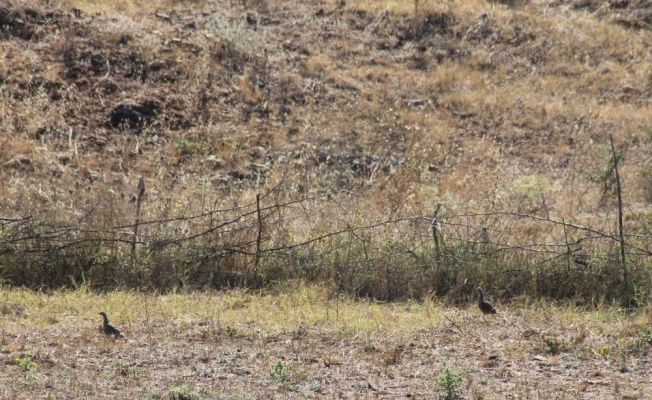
[{"xmin": 0, "ymin": 0, "xmax": 651, "ymax": 297}]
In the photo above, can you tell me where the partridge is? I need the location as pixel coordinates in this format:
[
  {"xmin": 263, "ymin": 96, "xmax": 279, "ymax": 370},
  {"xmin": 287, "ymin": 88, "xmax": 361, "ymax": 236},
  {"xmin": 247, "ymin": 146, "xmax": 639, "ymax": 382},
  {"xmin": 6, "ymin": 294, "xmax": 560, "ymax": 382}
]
[
  {"xmin": 99, "ymin": 312, "xmax": 123, "ymax": 337},
  {"xmin": 477, "ymin": 287, "xmax": 497, "ymax": 315}
]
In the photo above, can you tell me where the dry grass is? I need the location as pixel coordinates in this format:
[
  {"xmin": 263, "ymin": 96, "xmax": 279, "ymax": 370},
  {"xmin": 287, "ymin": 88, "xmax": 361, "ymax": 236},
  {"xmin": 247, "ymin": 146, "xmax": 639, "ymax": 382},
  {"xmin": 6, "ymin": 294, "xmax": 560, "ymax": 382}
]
[
  {"xmin": 0, "ymin": 0, "xmax": 651, "ymax": 303},
  {"xmin": 1, "ymin": 284, "xmax": 651, "ymax": 398}
]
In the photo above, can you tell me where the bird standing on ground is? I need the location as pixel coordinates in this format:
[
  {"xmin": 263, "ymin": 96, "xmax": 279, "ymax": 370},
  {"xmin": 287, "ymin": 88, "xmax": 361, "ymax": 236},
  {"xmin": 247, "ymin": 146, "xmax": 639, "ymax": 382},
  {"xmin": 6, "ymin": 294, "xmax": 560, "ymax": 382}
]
[
  {"xmin": 99, "ymin": 312, "xmax": 123, "ymax": 337},
  {"xmin": 476, "ymin": 287, "xmax": 497, "ymax": 315}
]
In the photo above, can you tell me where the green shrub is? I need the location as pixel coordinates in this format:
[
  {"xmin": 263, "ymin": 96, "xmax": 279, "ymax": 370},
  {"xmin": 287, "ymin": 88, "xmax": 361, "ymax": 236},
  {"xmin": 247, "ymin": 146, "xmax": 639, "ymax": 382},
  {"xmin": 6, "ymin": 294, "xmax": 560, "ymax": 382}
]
[
  {"xmin": 269, "ymin": 360, "xmax": 295, "ymax": 388},
  {"xmin": 15, "ymin": 353, "xmax": 38, "ymax": 379},
  {"xmin": 435, "ymin": 361, "xmax": 463, "ymax": 400},
  {"xmin": 643, "ymin": 326, "xmax": 652, "ymax": 345},
  {"xmin": 174, "ymin": 138, "xmax": 199, "ymax": 157},
  {"xmin": 167, "ymin": 381, "xmax": 198, "ymax": 400},
  {"xmin": 639, "ymin": 161, "xmax": 652, "ymax": 202}
]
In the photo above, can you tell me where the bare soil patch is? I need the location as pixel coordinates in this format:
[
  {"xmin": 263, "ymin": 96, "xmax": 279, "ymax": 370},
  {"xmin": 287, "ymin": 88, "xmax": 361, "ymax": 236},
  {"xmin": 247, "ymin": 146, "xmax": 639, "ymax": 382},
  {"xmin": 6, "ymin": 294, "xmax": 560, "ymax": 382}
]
[{"xmin": 1, "ymin": 287, "xmax": 651, "ymax": 399}]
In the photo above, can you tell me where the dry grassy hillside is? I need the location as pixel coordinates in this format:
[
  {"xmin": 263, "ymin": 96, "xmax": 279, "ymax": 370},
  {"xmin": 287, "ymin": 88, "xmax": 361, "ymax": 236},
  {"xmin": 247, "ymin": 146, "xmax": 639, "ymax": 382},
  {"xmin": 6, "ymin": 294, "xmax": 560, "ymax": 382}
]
[{"xmin": 0, "ymin": 0, "xmax": 651, "ymax": 303}]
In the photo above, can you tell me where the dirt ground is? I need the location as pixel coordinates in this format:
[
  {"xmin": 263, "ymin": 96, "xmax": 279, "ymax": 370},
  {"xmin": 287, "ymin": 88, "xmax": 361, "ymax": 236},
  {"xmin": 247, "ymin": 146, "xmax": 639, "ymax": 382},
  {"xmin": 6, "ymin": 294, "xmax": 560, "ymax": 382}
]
[{"xmin": 1, "ymin": 288, "xmax": 650, "ymax": 399}]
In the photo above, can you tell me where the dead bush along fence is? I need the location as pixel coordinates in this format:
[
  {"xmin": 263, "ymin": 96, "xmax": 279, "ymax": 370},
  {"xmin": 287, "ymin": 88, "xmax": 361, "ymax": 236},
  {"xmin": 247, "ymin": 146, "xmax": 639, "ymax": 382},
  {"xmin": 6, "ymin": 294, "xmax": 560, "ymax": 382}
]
[{"xmin": 0, "ymin": 190, "xmax": 650, "ymax": 305}]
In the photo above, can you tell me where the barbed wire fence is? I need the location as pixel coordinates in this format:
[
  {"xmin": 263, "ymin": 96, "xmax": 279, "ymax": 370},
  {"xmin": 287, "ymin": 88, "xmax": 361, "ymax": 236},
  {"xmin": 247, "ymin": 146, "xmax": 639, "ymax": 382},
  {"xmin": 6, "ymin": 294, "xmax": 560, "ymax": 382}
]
[{"xmin": 1, "ymin": 180, "xmax": 650, "ymax": 305}]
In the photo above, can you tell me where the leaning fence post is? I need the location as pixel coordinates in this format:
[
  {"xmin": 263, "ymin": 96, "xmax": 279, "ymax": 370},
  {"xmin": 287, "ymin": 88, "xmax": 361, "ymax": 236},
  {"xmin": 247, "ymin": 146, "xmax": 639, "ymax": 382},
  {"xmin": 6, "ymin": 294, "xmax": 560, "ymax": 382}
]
[{"xmin": 132, "ymin": 177, "xmax": 145, "ymax": 259}]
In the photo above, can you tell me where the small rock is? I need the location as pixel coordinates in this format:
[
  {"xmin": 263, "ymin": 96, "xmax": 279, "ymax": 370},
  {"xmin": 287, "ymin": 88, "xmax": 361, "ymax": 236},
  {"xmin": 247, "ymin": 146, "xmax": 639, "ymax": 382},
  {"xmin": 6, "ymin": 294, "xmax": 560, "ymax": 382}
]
[
  {"xmin": 207, "ymin": 155, "xmax": 223, "ymax": 168},
  {"xmin": 155, "ymin": 12, "xmax": 170, "ymax": 21}
]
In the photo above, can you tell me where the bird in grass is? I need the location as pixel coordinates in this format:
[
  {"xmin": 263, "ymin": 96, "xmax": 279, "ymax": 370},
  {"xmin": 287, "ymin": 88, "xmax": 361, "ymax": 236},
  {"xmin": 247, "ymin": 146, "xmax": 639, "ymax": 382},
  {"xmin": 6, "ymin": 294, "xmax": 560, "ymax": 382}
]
[
  {"xmin": 476, "ymin": 287, "xmax": 497, "ymax": 315},
  {"xmin": 99, "ymin": 312, "xmax": 123, "ymax": 337}
]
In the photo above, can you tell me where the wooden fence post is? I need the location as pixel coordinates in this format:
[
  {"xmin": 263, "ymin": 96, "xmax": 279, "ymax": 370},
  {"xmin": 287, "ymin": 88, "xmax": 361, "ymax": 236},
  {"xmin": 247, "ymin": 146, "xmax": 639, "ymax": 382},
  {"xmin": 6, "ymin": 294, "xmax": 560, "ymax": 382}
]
[
  {"xmin": 255, "ymin": 193, "xmax": 262, "ymax": 267},
  {"xmin": 609, "ymin": 135, "xmax": 628, "ymax": 298},
  {"xmin": 132, "ymin": 177, "xmax": 145, "ymax": 259},
  {"xmin": 431, "ymin": 203, "xmax": 441, "ymax": 268}
]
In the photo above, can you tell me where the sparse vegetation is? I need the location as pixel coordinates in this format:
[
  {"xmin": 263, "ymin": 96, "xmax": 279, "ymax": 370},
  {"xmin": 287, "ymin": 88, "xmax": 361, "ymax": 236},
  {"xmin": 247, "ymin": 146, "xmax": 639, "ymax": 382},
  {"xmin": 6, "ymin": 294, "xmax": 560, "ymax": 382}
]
[
  {"xmin": 435, "ymin": 361, "xmax": 464, "ymax": 400},
  {"xmin": 363, "ymin": 342, "xmax": 378, "ymax": 353},
  {"xmin": 643, "ymin": 326, "xmax": 652, "ymax": 345},
  {"xmin": 502, "ymin": 174, "xmax": 550, "ymax": 213},
  {"xmin": 167, "ymin": 381, "xmax": 199, "ymax": 400},
  {"xmin": 639, "ymin": 161, "xmax": 652, "ymax": 202},
  {"xmin": 15, "ymin": 353, "xmax": 39, "ymax": 379},
  {"xmin": 542, "ymin": 337, "xmax": 571, "ymax": 355},
  {"xmin": 269, "ymin": 360, "xmax": 295, "ymax": 388},
  {"xmin": 174, "ymin": 138, "xmax": 200, "ymax": 157},
  {"xmin": 0, "ymin": 285, "xmax": 650, "ymax": 398}
]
